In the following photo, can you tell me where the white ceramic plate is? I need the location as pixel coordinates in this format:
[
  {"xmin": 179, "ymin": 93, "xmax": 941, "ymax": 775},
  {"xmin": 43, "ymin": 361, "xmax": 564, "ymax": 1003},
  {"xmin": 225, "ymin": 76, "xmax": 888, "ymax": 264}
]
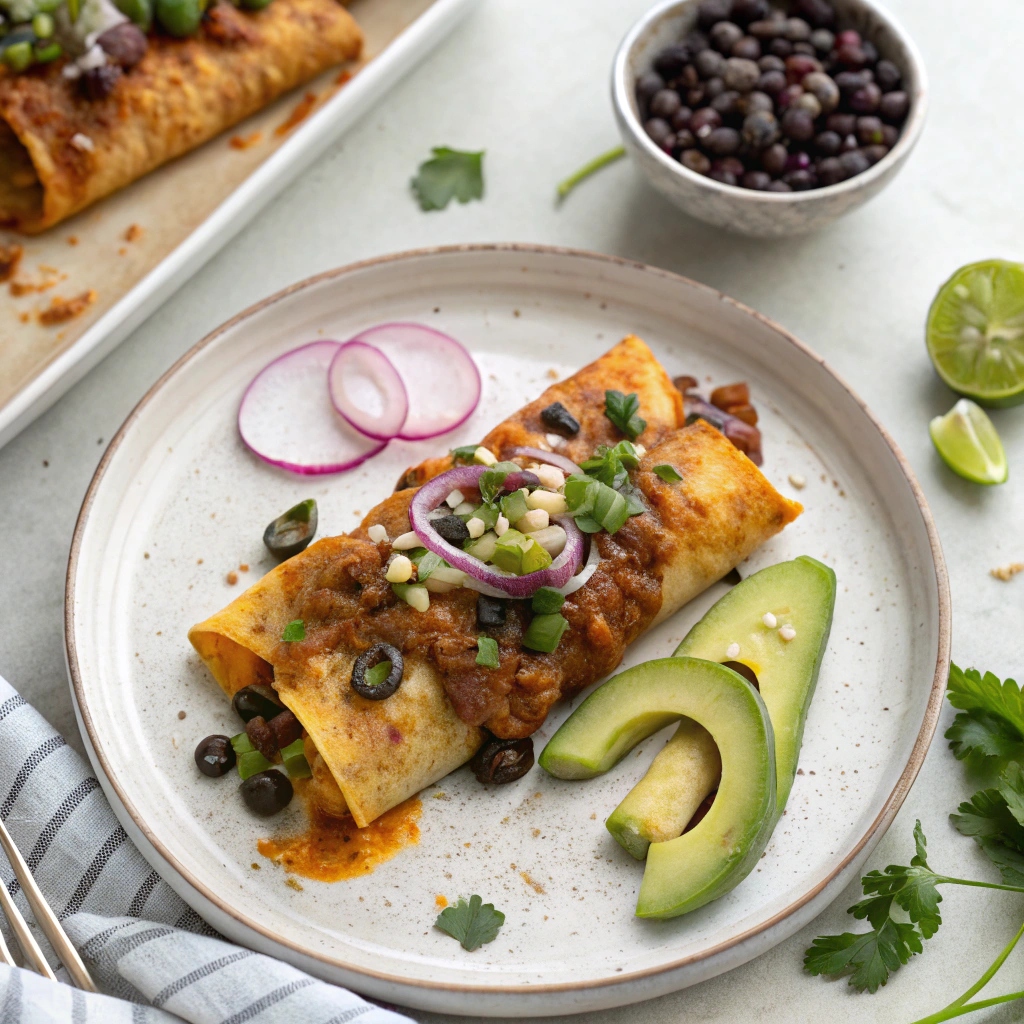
[{"xmin": 66, "ymin": 245, "xmax": 950, "ymax": 1017}]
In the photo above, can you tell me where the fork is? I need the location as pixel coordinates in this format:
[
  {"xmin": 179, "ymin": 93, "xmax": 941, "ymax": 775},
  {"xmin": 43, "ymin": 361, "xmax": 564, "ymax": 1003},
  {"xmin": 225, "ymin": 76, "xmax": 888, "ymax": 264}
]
[{"xmin": 0, "ymin": 816, "xmax": 97, "ymax": 991}]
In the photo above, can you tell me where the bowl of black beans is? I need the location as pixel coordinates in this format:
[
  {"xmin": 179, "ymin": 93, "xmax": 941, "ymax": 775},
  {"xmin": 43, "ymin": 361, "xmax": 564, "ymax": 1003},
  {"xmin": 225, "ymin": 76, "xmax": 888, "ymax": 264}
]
[{"xmin": 612, "ymin": 0, "xmax": 926, "ymax": 236}]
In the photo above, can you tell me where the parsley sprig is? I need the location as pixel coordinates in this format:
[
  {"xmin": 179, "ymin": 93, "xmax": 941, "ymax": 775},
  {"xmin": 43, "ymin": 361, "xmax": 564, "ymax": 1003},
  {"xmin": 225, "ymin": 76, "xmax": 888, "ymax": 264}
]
[
  {"xmin": 411, "ymin": 147, "xmax": 484, "ymax": 211},
  {"xmin": 805, "ymin": 663, "xmax": 1024, "ymax": 1023},
  {"xmin": 435, "ymin": 895, "xmax": 505, "ymax": 951}
]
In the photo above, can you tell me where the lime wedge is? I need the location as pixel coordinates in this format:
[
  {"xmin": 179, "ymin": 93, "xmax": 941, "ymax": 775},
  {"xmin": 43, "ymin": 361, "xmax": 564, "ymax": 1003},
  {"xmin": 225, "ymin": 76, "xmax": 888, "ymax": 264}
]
[
  {"xmin": 927, "ymin": 260, "xmax": 1024, "ymax": 407},
  {"xmin": 929, "ymin": 399, "xmax": 1008, "ymax": 485}
]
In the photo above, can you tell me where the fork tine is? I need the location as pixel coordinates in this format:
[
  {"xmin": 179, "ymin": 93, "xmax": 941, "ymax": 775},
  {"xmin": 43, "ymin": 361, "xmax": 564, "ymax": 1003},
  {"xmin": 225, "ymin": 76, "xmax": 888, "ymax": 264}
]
[{"xmin": 0, "ymin": 818, "xmax": 97, "ymax": 991}]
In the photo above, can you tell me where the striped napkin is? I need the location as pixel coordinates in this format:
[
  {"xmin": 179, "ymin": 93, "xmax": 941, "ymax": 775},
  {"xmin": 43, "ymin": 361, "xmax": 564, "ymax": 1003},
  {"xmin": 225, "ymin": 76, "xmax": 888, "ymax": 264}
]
[{"xmin": 0, "ymin": 674, "xmax": 413, "ymax": 1024}]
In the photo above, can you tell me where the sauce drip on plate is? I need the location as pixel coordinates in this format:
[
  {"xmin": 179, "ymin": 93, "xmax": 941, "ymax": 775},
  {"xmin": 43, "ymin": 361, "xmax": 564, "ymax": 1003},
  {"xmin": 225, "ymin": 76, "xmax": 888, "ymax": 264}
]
[{"xmin": 257, "ymin": 795, "xmax": 421, "ymax": 881}]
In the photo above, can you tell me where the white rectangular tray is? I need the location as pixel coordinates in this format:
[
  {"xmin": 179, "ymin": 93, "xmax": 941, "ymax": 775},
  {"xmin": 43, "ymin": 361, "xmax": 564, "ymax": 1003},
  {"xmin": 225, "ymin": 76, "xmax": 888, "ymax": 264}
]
[{"xmin": 0, "ymin": 0, "xmax": 476, "ymax": 450}]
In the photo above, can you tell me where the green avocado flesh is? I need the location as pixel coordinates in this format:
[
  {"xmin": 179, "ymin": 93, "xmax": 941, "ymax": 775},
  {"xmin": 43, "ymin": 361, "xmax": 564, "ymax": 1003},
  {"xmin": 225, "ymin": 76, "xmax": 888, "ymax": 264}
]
[
  {"xmin": 539, "ymin": 657, "xmax": 776, "ymax": 919},
  {"xmin": 675, "ymin": 555, "xmax": 836, "ymax": 814}
]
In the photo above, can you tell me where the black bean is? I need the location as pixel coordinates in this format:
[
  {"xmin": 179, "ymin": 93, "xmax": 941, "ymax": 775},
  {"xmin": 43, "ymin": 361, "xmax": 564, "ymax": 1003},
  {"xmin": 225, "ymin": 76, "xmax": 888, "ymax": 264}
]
[
  {"xmin": 710, "ymin": 21, "xmax": 744, "ymax": 54},
  {"xmin": 849, "ymin": 82, "xmax": 881, "ymax": 113},
  {"xmin": 784, "ymin": 17, "xmax": 811, "ymax": 41},
  {"xmin": 768, "ymin": 37, "xmax": 793, "ymax": 58},
  {"xmin": 703, "ymin": 76, "xmax": 726, "ymax": 100},
  {"xmin": 80, "ymin": 64, "xmax": 122, "ymax": 101},
  {"xmin": 838, "ymin": 149, "xmax": 871, "ymax": 177},
  {"xmin": 644, "ymin": 117, "xmax": 673, "ymax": 145},
  {"xmin": 862, "ymin": 144, "xmax": 889, "ymax": 164},
  {"xmin": 783, "ymin": 168, "xmax": 817, "ymax": 190},
  {"xmin": 731, "ymin": 35, "xmax": 761, "ymax": 60},
  {"xmin": 194, "ymin": 735, "xmax": 235, "ymax": 778},
  {"xmin": 741, "ymin": 169, "xmax": 772, "ymax": 189},
  {"xmin": 723, "ymin": 56, "xmax": 760, "ymax": 91},
  {"xmin": 761, "ymin": 142, "xmax": 788, "ymax": 176},
  {"xmin": 695, "ymin": 48, "xmax": 724, "ymax": 78},
  {"xmin": 653, "ymin": 43, "xmax": 692, "ymax": 80},
  {"xmin": 690, "ymin": 107, "xmax": 722, "ymax": 137},
  {"xmin": 878, "ymin": 90, "xmax": 909, "ymax": 123},
  {"xmin": 875, "ymin": 59, "xmax": 901, "ymax": 91},
  {"xmin": 650, "ymin": 88, "xmax": 682, "ymax": 119},
  {"xmin": 698, "ymin": 0, "xmax": 733, "ymax": 30},
  {"xmin": 681, "ymin": 149, "xmax": 711, "ymax": 174},
  {"xmin": 810, "ymin": 28, "xmax": 834, "ymax": 53},
  {"xmin": 792, "ymin": 0, "xmax": 835, "ymax": 28},
  {"xmin": 742, "ymin": 110, "xmax": 779, "ymax": 148},
  {"xmin": 671, "ymin": 106, "xmax": 694, "ymax": 131},
  {"xmin": 766, "ymin": 179, "xmax": 793, "ymax": 191},
  {"xmin": 856, "ymin": 115, "xmax": 884, "ymax": 145},
  {"xmin": 741, "ymin": 90, "xmax": 773, "ymax": 114},
  {"xmin": 730, "ymin": 0, "xmax": 768, "ymax": 24},
  {"xmin": 674, "ymin": 129, "xmax": 697, "ymax": 151},
  {"xmin": 881, "ymin": 124, "xmax": 899, "ymax": 147},
  {"xmin": 240, "ymin": 770, "xmax": 293, "ymax": 816},
  {"xmin": 758, "ymin": 53, "xmax": 785, "ymax": 71},
  {"xmin": 815, "ymin": 130, "xmax": 841, "ymax": 155},
  {"xmin": 816, "ymin": 156, "xmax": 845, "ymax": 185},
  {"xmin": 780, "ymin": 107, "xmax": 815, "ymax": 142},
  {"xmin": 710, "ymin": 90, "xmax": 743, "ymax": 118},
  {"xmin": 704, "ymin": 126, "xmax": 741, "ymax": 155},
  {"xmin": 97, "ymin": 23, "xmax": 147, "ymax": 68},
  {"xmin": 233, "ymin": 684, "xmax": 283, "ymax": 724},
  {"xmin": 825, "ymin": 112, "xmax": 856, "ymax": 136},
  {"xmin": 635, "ymin": 71, "xmax": 665, "ymax": 109},
  {"xmin": 757, "ymin": 68, "xmax": 786, "ymax": 95},
  {"xmin": 470, "ymin": 735, "xmax": 534, "ymax": 784},
  {"xmin": 476, "ymin": 595, "xmax": 507, "ymax": 628}
]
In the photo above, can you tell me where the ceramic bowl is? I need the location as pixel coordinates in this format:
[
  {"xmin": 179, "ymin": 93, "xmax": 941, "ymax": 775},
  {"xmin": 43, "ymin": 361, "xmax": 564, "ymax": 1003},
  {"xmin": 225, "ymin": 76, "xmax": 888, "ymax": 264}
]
[{"xmin": 611, "ymin": 0, "xmax": 928, "ymax": 237}]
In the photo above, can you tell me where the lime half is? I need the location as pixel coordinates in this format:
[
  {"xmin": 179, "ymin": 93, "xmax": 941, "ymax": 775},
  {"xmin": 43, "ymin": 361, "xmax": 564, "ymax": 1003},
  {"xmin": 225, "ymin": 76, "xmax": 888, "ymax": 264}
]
[
  {"xmin": 926, "ymin": 260, "xmax": 1024, "ymax": 407},
  {"xmin": 929, "ymin": 398, "xmax": 1008, "ymax": 485}
]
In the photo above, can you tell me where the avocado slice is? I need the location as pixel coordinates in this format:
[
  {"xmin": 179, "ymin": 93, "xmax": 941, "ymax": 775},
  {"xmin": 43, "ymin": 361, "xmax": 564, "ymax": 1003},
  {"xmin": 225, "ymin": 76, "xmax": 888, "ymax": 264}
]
[
  {"xmin": 539, "ymin": 657, "xmax": 776, "ymax": 919},
  {"xmin": 606, "ymin": 719, "xmax": 720, "ymax": 860},
  {"xmin": 605, "ymin": 556, "xmax": 836, "ymax": 860}
]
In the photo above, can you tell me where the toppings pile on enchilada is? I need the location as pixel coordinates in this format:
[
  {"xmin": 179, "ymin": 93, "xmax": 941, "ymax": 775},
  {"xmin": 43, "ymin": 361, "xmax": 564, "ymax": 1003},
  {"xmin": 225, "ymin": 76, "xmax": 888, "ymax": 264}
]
[{"xmin": 189, "ymin": 335, "xmax": 802, "ymax": 829}]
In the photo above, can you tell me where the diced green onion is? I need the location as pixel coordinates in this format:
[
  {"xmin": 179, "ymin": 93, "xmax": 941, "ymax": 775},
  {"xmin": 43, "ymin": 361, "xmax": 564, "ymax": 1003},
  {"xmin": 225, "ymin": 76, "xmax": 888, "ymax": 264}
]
[
  {"xmin": 33, "ymin": 41, "xmax": 61, "ymax": 61},
  {"xmin": 523, "ymin": 613, "xmax": 570, "ymax": 653},
  {"xmin": 499, "ymin": 488, "xmax": 529, "ymax": 525},
  {"xmin": 492, "ymin": 530, "xmax": 552, "ymax": 575},
  {"xmin": 281, "ymin": 619, "xmax": 305, "ymax": 642},
  {"xmin": 280, "ymin": 738, "xmax": 312, "ymax": 779},
  {"xmin": 653, "ymin": 464, "xmax": 683, "ymax": 483},
  {"xmin": 31, "ymin": 13, "xmax": 53, "ymax": 37},
  {"xmin": 563, "ymin": 475, "xmax": 595, "ymax": 515},
  {"xmin": 2, "ymin": 41, "xmax": 32, "ymax": 71},
  {"xmin": 531, "ymin": 587, "xmax": 565, "ymax": 615},
  {"xmin": 392, "ymin": 582, "xmax": 430, "ymax": 612},
  {"xmin": 67, "ymin": 0, "xmax": 80, "ymax": 21},
  {"xmin": 364, "ymin": 660, "xmax": 392, "ymax": 688},
  {"xmin": 231, "ymin": 733, "xmax": 273, "ymax": 780},
  {"xmin": 475, "ymin": 636, "xmax": 500, "ymax": 669},
  {"xmin": 114, "ymin": 0, "xmax": 152, "ymax": 28},
  {"xmin": 520, "ymin": 538, "xmax": 552, "ymax": 573},
  {"xmin": 464, "ymin": 531, "xmax": 498, "ymax": 562}
]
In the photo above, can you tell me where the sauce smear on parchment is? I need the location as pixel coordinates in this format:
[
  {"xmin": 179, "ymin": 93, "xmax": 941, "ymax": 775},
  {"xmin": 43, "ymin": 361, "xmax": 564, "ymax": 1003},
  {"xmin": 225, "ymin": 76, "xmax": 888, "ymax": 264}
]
[{"xmin": 258, "ymin": 795, "xmax": 421, "ymax": 882}]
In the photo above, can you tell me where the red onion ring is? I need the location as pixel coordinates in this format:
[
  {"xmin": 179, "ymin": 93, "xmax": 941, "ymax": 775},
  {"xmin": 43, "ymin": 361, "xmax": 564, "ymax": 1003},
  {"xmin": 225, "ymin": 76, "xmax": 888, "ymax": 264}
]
[
  {"xmin": 510, "ymin": 446, "xmax": 583, "ymax": 477},
  {"xmin": 351, "ymin": 322, "xmax": 482, "ymax": 441},
  {"xmin": 409, "ymin": 465, "xmax": 584, "ymax": 597},
  {"xmin": 327, "ymin": 340, "xmax": 409, "ymax": 441},
  {"xmin": 238, "ymin": 341, "xmax": 386, "ymax": 476},
  {"xmin": 553, "ymin": 536, "xmax": 602, "ymax": 596}
]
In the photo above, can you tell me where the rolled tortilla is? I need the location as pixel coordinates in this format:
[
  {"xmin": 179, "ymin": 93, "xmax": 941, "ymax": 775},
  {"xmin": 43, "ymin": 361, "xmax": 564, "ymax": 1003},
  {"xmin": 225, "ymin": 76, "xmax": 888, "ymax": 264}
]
[
  {"xmin": 0, "ymin": 0, "xmax": 362, "ymax": 233},
  {"xmin": 189, "ymin": 338, "xmax": 802, "ymax": 826}
]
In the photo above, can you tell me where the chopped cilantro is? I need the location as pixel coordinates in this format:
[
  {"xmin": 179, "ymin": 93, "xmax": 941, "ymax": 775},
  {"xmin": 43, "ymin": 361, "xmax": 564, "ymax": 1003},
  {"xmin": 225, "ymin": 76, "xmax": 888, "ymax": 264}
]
[
  {"xmin": 531, "ymin": 587, "xmax": 565, "ymax": 615},
  {"xmin": 411, "ymin": 147, "xmax": 484, "ymax": 212},
  {"xmin": 581, "ymin": 440, "xmax": 638, "ymax": 488},
  {"xmin": 479, "ymin": 462, "xmax": 519, "ymax": 503},
  {"xmin": 475, "ymin": 636, "xmax": 500, "ymax": 669},
  {"xmin": 603, "ymin": 390, "xmax": 646, "ymax": 440},
  {"xmin": 416, "ymin": 551, "xmax": 445, "ymax": 581},
  {"xmin": 434, "ymin": 895, "xmax": 504, "ymax": 951},
  {"xmin": 281, "ymin": 619, "xmax": 305, "ymax": 642},
  {"xmin": 653, "ymin": 463, "xmax": 683, "ymax": 483},
  {"xmin": 450, "ymin": 444, "xmax": 481, "ymax": 464}
]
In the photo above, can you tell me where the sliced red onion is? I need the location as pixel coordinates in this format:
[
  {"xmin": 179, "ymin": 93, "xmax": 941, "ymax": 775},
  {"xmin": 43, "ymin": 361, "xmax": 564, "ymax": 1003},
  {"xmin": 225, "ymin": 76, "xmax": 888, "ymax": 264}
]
[
  {"xmin": 327, "ymin": 340, "xmax": 409, "ymax": 441},
  {"xmin": 409, "ymin": 465, "xmax": 584, "ymax": 597},
  {"xmin": 685, "ymin": 396, "xmax": 763, "ymax": 466},
  {"xmin": 554, "ymin": 537, "xmax": 602, "ymax": 596},
  {"xmin": 350, "ymin": 322, "xmax": 481, "ymax": 441},
  {"xmin": 238, "ymin": 341, "xmax": 386, "ymax": 475},
  {"xmin": 511, "ymin": 446, "xmax": 583, "ymax": 477}
]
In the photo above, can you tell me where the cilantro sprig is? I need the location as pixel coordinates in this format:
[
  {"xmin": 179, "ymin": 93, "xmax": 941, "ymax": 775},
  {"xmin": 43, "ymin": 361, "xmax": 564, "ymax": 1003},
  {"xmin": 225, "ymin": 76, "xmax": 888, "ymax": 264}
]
[
  {"xmin": 806, "ymin": 663, "xmax": 1024, "ymax": 1022},
  {"xmin": 603, "ymin": 390, "xmax": 646, "ymax": 440},
  {"xmin": 435, "ymin": 895, "xmax": 505, "ymax": 951},
  {"xmin": 411, "ymin": 147, "xmax": 484, "ymax": 212}
]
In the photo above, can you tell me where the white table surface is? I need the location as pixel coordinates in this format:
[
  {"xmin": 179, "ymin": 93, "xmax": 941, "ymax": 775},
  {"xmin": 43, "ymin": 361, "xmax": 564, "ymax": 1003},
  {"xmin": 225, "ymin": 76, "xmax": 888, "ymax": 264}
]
[{"xmin": 2, "ymin": 0, "xmax": 1024, "ymax": 1020}]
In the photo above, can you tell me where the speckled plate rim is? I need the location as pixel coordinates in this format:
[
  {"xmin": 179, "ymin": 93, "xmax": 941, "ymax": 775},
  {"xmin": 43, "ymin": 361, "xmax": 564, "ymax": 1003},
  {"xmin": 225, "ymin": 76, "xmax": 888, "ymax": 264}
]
[{"xmin": 64, "ymin": 243, "xmax": 951, "ymax": 1005}]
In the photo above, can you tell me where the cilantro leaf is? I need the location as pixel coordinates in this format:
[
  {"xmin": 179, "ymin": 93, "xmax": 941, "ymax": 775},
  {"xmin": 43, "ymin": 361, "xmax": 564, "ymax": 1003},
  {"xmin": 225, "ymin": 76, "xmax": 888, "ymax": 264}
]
[
  {"xmin": 652, "ymin": 463, "xmax": 683, "ymax": 482},
  {"xmin": 580, "ymin": 440, "xmax": 639, "ymax": 488},
  {"xmin": 947, "ymin": 663, "xmax": 1024, "ymax": 738},
  {"xmin": 434, "ymin": 895, "xmax": 504, "ymax": 951},
  {"xmin": 804, "ymin": 919, "xmax": 923, "ymax": 993},
  {"xmin": 975, "ymin": 836, "xmax": 1024, "ymax": 886},
  {"xmin": 416, "ymin": 551, "xmax": 444, "ymax": 581},
  {"xmin": 603, "ymin": 390, "xmax": 646, "ymax": 440},
  {"xmin": 450, "ymin": 444, "xmax": 481, "ymax": 464},
  {"xmin": 281, "ymin": 619, "xmax": 305, "ymax": 642},
  {"xmin": 411, "ymin": 147, "xmax": 484, "ymax": 212},
  {"xmin": 1000, "ymin": 762, "xmax": 1024, "ymax": 826}
]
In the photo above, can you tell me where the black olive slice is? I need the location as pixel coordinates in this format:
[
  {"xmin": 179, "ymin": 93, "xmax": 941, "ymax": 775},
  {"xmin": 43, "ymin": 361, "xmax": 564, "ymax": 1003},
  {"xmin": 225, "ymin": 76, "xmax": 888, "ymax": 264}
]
[
  {"xmin": 194, "ymin": 734, "xmax": 236, "ymax": 777},
  {"xmin": 433, "ymin": 515, "xmax": 470, "ymax": 545},
  {"xmin": 232, "ymin": 684, "xmax": 283, "ymax": 723},
  {"xmin": 239, "ymin": 769, "xmax": 293, "ymax": 816},
  {"xmin": 263, "ymin": 499, "xmax": 318, "ymax": 560},
  {"xmin": 470, "ymin": 735, "xmax": 534, "ymax": 784},
  {"xmin": 351, "ymin": 642, "xmax": 404, "ymax": 700},
  {"xmin": 540, "ymin": 402, "xmax": 580, "ymax": 437},
  {"xmin": 476, "ymin": 594, "xmax": 506, "ymax": 628}
]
